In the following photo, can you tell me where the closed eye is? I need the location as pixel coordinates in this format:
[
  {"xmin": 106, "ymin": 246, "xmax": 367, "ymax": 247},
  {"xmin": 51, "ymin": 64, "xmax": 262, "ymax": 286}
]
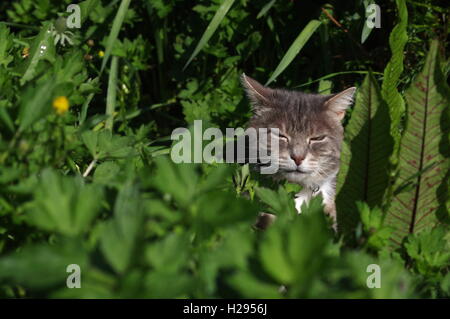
[
  {"xmin": 279, "ymin": 134, "xmax": 289, "ymax": 142},
  {"xmin": 309, "ymin": 135, "xmax": 326, "ymax": 143},
  {"xmin": 270, "ymin": 129, "xmax": 289, "ymax": 142}
]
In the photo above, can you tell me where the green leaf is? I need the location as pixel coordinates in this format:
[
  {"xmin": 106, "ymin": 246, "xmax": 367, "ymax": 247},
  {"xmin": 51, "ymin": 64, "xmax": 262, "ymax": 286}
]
[
  {"xmin": 198, "ymin": 227, "xmax": 253, "ymax": 295},
  {"xmin": 255, "ymin": 186, "xmax": 296, "ymax": 216},
  {"xmin": 0, "ymin": 100, "xmax": 15, "ymax": 133},
  {"xmin": 259, "ymin": 196, "xmax": 329, "ymax": 289},
  {"xmin": 195, "ymin": 190, "xmax": 258, "ymax": 240},
  {"xmin": 105, "ymin": 56, "xmax": 118, "ymax": 130},
  {"xmin": 336, "ymin": 73, "xmax": 393, "ymax": 232},
  {"xmin": 0, "ymin": 240, "xmax": 88, "ymax": 289},
  {"xmin": 18, "ymin": 22, "xmax": 56, "ymax": 85},
  {"xmin": 25, "ymin": 169, "xmax": 104, "ymax": 236},
  {"xmin": 100, "ymin": 182, "xmax": 143, "ymax": 274},
  {"xmin": 356, "ymin": 202, "xmax": 395, "ymax": 251},
  {"xmin": 295, "ymin": 71, "xmax": 383, "ymax": 89},
  {"xmin": 93, "ymin": 161, "xmax": 121, "ymax": 184},
  {"xmin": 183, "ymin": 0, "xmax": 236, "ymax": 70},
  {"xmin": 385, "ymin": 40, "xmax": 450, "ymax": 244},
  {"xmin": 81, "ymin": 130, "xmax": 137, "ymax": 160},
  {"xmin": 404, "ymin": 226, "xmax": 450, "ymax": 276},
  {"xmin": 145, "ymin": 271, "xmax": 195, "ymax": 298},
  {"xmin": 381, "ymin": 0, "xmax": 408, "ymax": 164},
  {"xmin": 79, "ymin": 0, "xmax": 101, "ymax": 24},
  {"xmin": 259, "ymin": 224, "xmax": 296, "ymax": 284},
  {"xmin": 257, "ymin": 0, "xmax": 276, "ymax": 19},
  {"xmin": 0, "ymin": 23, "xmax": 14, "ymax": 68},
  {"xmin": 227, "ymin": 271, "xmax": 281, "ymax": 298},
  {"xmin": 151, "ymin": 156, "xmax": 198, "ymax": 207},
  {"xmin": 343, "ymin": 251, "xmax": 414, "ymax": 298},
  {"xmin": 146, "ymin": 232, "xmax": 190, "ymax": 273},
  {"xmin": 266, "ymin": 19, "xmax": 321, "ymax": 85},
  {"xmin": 18, "ymin": 76, "xmax": 55, "ymax": 131},
  {"xmin": 101, "ymin": 0, "xmax": 131, "ymax": 73}
]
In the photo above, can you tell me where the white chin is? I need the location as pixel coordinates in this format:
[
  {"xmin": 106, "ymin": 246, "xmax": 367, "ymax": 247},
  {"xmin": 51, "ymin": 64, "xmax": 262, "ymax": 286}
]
[{"xmin": 282, "ymin": 171, "xmax": 310, "ymax": 184}]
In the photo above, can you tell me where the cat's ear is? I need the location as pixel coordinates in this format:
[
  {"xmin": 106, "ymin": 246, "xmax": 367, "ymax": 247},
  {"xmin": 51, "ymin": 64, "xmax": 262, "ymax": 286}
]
[
  {"xmin": 241, "ymin": 73, "xmax": 272, "ymax": 114},
  {"xmin": 325, "ymin": 87, "xmax": 356, "ymax": 120}
]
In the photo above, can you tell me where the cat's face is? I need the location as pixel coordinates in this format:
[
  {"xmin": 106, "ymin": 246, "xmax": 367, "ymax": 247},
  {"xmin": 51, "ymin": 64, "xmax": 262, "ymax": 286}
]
[{"xmin": 242, "ymin": 74, "xmax": 355, "ymax": 186}]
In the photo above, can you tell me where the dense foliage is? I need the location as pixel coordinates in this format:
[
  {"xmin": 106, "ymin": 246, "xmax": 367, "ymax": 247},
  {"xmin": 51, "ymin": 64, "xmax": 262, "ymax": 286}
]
[{"xmin": 0, "ymin": 0, "xmax": 448, "ymax": 298}]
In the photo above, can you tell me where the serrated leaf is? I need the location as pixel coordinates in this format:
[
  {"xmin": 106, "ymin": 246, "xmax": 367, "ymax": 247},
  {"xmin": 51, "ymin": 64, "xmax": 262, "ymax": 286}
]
[
  {"xmin": 81, "ymin": 130, "xmax": 136, "ymax": 160},
  {"xmin": 385, "ymin": 40, "xmax": 450, "ymax": 245},
  {"xmin": 25, "ymin": 169, "xmax": 104, "ymax": 236},
  {"xmin": 404, "ymin": 226, "xmax": 450, "ymax": 275},
  {"xmin": 0, "ymin": 23, "xmax": 14, "ymax": 68},
  {"xmin": 381, "ymin": 0, "xmax": 408, "ymax": 164},
  {"xmin": 19, "ymin": 23, "xmax": 56, "ymax": 85}
]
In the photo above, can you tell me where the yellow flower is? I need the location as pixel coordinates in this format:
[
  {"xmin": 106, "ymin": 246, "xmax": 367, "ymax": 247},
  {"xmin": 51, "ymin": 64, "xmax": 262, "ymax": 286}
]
[
  {"xmin": 98, "ymin": 50, "xmax": 105, "ymax": 58},
  {"xmin": 22, "ymin": 47, "xmax": 30, "ymax": 59},
  {"xmin": 53, "ymin": 96, "xmax": 69, "ymax": 115}
]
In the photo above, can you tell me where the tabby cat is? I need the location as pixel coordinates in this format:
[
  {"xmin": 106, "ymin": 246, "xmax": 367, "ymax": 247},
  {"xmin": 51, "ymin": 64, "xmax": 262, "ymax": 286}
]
[{"xmin": 241, "ymin": 74, "xmax": 356, "ymax": 230}]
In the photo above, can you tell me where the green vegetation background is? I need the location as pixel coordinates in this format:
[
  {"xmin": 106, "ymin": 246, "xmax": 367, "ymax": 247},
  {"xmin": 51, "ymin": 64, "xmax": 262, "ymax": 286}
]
[{"xmin": 0, "ymin": 0, "xmax": 448, "ymax": 298}]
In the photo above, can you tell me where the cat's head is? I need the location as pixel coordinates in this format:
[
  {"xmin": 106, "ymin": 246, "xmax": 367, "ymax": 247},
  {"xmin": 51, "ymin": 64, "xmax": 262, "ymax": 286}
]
[{"xmin": 241, "ymin": 73, "xmax": 356, "ymax": 185}]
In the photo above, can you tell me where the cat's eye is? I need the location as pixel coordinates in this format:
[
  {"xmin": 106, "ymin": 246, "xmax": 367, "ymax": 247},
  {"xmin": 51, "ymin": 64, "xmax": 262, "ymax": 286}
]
[
  {"xmin": 309, "ymin": 135, "xmax": 326, "ymax": 143},
  {"xmin": 270, "ymin": 129, "xmax": 289, "ymax": 142},
  {"xmin": 278, "ymin": 134, "xmax": 289, "ymax": 142}
]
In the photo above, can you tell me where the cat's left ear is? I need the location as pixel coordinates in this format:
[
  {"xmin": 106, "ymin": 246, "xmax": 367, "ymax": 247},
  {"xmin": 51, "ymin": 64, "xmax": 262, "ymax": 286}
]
[
  {"xmin": 241, "ymin": 73, "xmax": 273, "ymax": 115},
  {"xmin": 325, "ymin": 87, "xmax": 357, "ymax": 121}
]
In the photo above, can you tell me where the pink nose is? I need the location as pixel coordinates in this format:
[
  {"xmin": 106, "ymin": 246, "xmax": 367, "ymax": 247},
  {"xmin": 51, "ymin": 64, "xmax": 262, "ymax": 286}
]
[{"xmin": 291, "ymin": 155, "xmax": 304, "ymax": 166}]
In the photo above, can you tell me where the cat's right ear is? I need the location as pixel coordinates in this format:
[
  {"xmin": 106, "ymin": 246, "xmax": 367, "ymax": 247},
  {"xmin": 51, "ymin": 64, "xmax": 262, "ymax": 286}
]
[{"xmin": 241, "ymin": 73, "xmax": 272, "ymax": 115}]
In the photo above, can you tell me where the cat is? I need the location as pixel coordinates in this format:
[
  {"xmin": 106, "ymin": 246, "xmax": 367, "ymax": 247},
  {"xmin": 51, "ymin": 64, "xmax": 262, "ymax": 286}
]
[{"xmin": 241, "ymin": 73, "xmax": 356, "ymax": 230}]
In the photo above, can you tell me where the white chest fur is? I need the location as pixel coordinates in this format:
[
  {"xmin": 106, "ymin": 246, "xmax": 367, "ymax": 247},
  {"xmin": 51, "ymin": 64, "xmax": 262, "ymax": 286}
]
[{"xmin": 294, "ymin": 175, "xmax": 336, "ymax": 214}]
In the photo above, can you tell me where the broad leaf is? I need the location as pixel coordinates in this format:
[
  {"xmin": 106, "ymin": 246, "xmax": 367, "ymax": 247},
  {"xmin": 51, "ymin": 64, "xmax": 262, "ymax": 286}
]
[
  {"xmin": 336, "ymin": 73, "xmax": 393, "ymax": 232},
  {"xmin": 385, "ymin": 40, "xmax": 450, "ymax": 245}
]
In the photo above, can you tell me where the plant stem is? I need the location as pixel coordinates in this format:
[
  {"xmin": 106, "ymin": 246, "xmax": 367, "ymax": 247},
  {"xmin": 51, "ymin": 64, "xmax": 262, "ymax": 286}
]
[
  {"xmin": 105, "ymin": 56, "xmax": 119, "ymax": 130},
  {"xmin": 83, "ymin": 159, "xmax": 97, "ymax": 178}
]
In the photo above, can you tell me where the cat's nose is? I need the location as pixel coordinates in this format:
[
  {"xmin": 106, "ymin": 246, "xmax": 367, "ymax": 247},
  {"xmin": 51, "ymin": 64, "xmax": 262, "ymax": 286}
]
[{"xmin": 291, "ymin": 154, "xmax": 304, "ymax": 166}]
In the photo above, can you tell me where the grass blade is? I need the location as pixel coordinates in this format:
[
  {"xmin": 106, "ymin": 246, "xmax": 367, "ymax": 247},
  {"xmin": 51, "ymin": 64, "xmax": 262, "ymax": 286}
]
[
  {"xmin": 100, "ymin": 0, "xmax": 131, "ymax": 73},
  {"xmin": 183, "ymin": 0, "xmax": 235, "ymax": 70},
  {"xmin": 266, "ymin": 19, "xmax": 321, "ymax": 85},
  {"xmin": 257, "ymin": 0, "xmax": 276, "ymax": 19},
  {"xmin": 295, "ymin": 70, "xmax": 383, "ymax": 88}
]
